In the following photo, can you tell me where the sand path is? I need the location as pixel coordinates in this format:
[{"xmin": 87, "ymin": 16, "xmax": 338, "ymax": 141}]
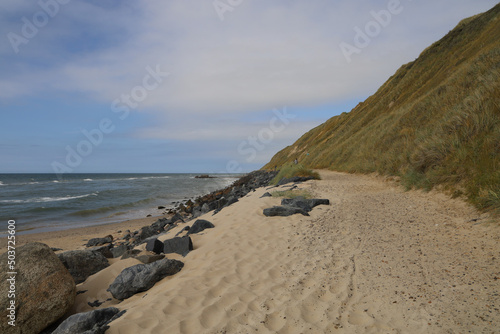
[{"xmin": 61, "ymin": 171, "xmax": 500, "ymax": 333}]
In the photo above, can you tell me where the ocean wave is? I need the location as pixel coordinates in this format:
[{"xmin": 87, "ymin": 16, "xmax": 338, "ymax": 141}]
[
  {"xmin": 0, "ymin": 193, "xmax": 98, "ymax": 204},
  {"xmin": 125, "ymin": 176, "xmax": 170, "ymax": 181},
  {"xmin": 0, "ymin": 181, "xmax": 3, "ymax": 186},
  {"xmin": 83, "ymin": 178, "xmax": 93, "ymax": 181},
  {"xmin": 69, "ymin": 197, "xmax": 155, "ymax": 217}
]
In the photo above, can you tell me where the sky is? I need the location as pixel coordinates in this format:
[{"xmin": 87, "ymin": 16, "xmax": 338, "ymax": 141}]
[{"xmin": 0, "ymin": 0, "xmax": 497, "ymax": 174}]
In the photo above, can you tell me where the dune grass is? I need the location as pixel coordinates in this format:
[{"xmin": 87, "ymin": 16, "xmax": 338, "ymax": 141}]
[
  {"xmin": 270, "ymin": 164, "xmax": 320, "ymax": 185},
  {"xmin": 264, "ymin": 4, "xmax": 500, "ymax": 215},
  {"xmin": 271, "ymin": 189, "xmax": 313, "ymax": 199}
]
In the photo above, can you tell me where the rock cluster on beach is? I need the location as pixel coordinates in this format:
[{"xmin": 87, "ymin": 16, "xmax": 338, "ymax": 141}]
[{"xmin": 263, "ymin": 196, "xmax": 330, "ymax": 217}]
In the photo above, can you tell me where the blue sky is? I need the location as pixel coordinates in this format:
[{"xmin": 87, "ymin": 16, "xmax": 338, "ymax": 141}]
[{"xmin": 0, "ymin": 0, "xmax": 497, "ymax": 174}]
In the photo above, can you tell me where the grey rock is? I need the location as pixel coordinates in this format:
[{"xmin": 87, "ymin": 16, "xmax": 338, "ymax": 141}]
[
  {"xmin": 163, "ymin": 236, "xmax": 193, "ymax": 256},
  {"xmin": 121, "ymin": 249, "xmax": 142, "ymax": 260},
  {"xmin": 107, "ymin": 259, "xmax": 184, "ymax": 300},
  {"xmin": 187, "ymin": 219, "xmax": 215, "ymax": 235},
  {"xmin": 52, "ymin": 307, "xmax": 124, "ymax": 334},
  {"xmin": 146, "ymin": 238, "xmax": 164, "ymax": 254},
  {"xmin": 175, "ymin": 225, "xmax": 190, "ymax": 237},
  {"xmin": 86, "ymin": 236, "xmax": 113, "ymax": 247},
  {"xmin": 263, "ymin": 206, "xmax": 310, "ymax": 217},
  {"xmin": 88, "ymin": 244, "xmax": 113, "ymax": 258},
  {"xmin": 0, "ymin": 242, "xmax": 75, "ymax": 334},
  {"xmin": 58, "ymin": 250, "xmax": 109, "ymax": 284},
  {"xmin": 260, "ymin": 192, "xmax": 272, "ymax": 198},
  {"xmin": 110, "ymin": 244, "xmax": 129, "ymax": 258}
]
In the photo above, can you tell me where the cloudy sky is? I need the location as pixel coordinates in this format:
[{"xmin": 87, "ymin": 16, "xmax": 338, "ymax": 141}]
[{"xmin": 0, "ymin": 0, "xmax": 497, "ymax": 174}]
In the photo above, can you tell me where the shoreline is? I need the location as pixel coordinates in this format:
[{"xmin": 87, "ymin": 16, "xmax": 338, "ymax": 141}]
[{"xmin": 0, "ymin": 214, "xmax": 169, "ymax": 251}]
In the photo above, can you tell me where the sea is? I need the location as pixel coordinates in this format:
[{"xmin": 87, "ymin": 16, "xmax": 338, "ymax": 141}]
[{"xmin": 0, "ymin": 173, "xmax": 242, "ymax": 236}]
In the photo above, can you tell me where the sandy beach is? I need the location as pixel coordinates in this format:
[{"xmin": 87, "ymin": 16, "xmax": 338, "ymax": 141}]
[{"xmin": 4, "ymin": 171, "xmax": 499, "ymax": 333}]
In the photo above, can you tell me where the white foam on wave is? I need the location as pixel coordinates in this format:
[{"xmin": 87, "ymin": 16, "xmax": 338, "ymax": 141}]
[
  {"xmin": 0, "ymin": 192, "xmax": 98, "ymax": 204},
  {"xmin": 83, "ymin": 179, "xmax": 93, "ymax": 182}
]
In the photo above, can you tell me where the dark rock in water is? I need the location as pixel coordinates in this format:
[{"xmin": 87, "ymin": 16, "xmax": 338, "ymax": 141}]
[
  {"xmin": 58, "ymin": 250, "xmax": 110, "ymax": 284},
  {"xmin": 88, "ymin": 244, "xmax": 113, "ymax": 258},
  {"xmin": 146, "ymin": 238, "xmax": 164, "ymax": 254},
  {"xmin": 146, "ymin": 214, "xmax": 152, "ymax": 217},
  {"xmin": 86, "ymin": 235, "xmax": 113, "ymax": 247},
  {"xmin": 107, "ymin": 259, "xmax": 184, "ymax": 300},
  {"xmin": 52, "ymin": 307, "xmax": 124, "ymax": 334},
  {"xmin": 110, "ymin": 244, "xmax": 129, "ymax": 258},
  {"xmin": 187, "ymin": 219, "xmax": 215, "ymax": 235},
  {"xmin": 263, "ymin": 206, "xmax": 310, "ymax": 217},
  {"xmin": 260, "ymin": 192, "xmax": 272, "ymax": 198},
  {"xmin": 136, "ymin": 254, "xmax": 165, "ymax": 264},
  {"xmin": 163, "ymin": 236, "xmax": 193, "ymax": 256},
  {"xmin": 121, "ymin": 249, "xmax": 142, "ymax": 260},
  {"xmin": 0, "ymin": 242, "xmax": 75, "ymax": 334},
  {"xmin": 195, "ymin": 174, "xmax": 215, "ymax": 178},
  {"xmin": 158, "ymin": 205, "xmax": 166, "ymax": 209}
]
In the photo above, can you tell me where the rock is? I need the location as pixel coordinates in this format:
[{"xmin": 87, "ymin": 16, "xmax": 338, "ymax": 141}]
[
  {"xmin": 88, "ymin": 300, "xmax": 104, "ymax": 307},
  {"xmin": 263, "ymin": 206, "xmax": 310, "ymax": 217},
  {"xmin": 136, "ymin": 225, "xmax": 161, "ymax": 244},
  {"xmin": 224, "ymin": 196, "xmax": 239, "ymax": 207},
  {"xmin": 88, "ymin": 244, "xmax": 113, "ymax": 258},
  {"xmin": 281, "ymin": 197, "xmax": 312, "ymax": 212},
  {"xmin": 86, "ymin": 235, "xmax": 113, "ymax": 247},
  {"xmin": 310, "ymin": 198, "xmax": 330, "ymax": 207},
  {"xmin": 163, "ymin": 236, "xmax": 194, "ymax": 256},
  {"xmin": 146, "ymin": 238, "xmax": 164, "ymax": 254},
  {"xmin": 158, "ymin": 205, "xmax": 166, "ymax": 209},
  {"xmin": 58, "ymin": 250, "xmax": 110, "ymax": 284},
  {"xmin": 0, "ymin": 242, "xmax": 75, "ymax": 334},
  {"xmin": 136, "ymin": 254, "xmax": 165, "ymax": 264},
  {"xmin": 187, "ymin": 219, "xmax": 215, "ymax": 235},
  {"xmin": 260, "ymin": 192, "xmax": 272, "ymax": 198},
  {"xmin": 52, "ymin": 307, "xmax": 124, "ymax": 334},
  {"xmin": 281, "ymin": 197, "xmax": 330, "ymax": 211},
  {"xmin": 110, "ymin": 244, "xmax": 129, "ymax": 258},
  {"xmin": 175, "ymin": 225, "xmax": 190, "ymax": 237},
  {"xmin": 121, "ymin": 249, "xmax": 142, "ymax": 260},
  {"xmin": 51, "ymin": 247, "xmax": 63, "ymax": 252},
  {"xmin": 107, "ymin": 259, "xmax": 184, "ymax": 300}
]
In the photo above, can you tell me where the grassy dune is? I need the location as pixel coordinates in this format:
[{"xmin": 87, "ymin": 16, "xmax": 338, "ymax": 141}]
[{"xmin": 264, "ymin": 4, "xmax": 500, "ymax": 214}]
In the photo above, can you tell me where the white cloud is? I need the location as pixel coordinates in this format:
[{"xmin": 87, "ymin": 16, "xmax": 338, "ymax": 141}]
[{"xmin": 2, "ymin": 0, "xmax": 498, "ymax": 142}]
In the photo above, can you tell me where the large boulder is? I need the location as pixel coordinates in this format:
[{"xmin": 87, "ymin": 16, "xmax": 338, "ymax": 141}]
[
  {"xmin": 187, "ymin": 219, "xmax": 215, "ymax": 235},
  {"xmin": 0, "ymin": 242, "xmax": 75, "ymax": 334},
  {"xmin": 107, "ymin": 259, "xmax": 184, "ymax": 300},
  {"xmin": 163, "ymin": 236, "xmax": 193, "ymax": 256},
  {"xmin": 263, "ymin": 206, "xmax": 310, "ymax": 217},
  {"xmin": 58, "ymin": 250, "xmax": 109, "ymax": 284},
  {"xmin": 52, "ymin": 307, "xmax": 125, "ymax": 334}
]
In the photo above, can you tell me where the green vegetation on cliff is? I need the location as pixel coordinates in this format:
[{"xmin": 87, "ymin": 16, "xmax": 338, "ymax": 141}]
[{"xmin": 264, "ymin": 4, "xmax": 500, "ymax": 213}]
